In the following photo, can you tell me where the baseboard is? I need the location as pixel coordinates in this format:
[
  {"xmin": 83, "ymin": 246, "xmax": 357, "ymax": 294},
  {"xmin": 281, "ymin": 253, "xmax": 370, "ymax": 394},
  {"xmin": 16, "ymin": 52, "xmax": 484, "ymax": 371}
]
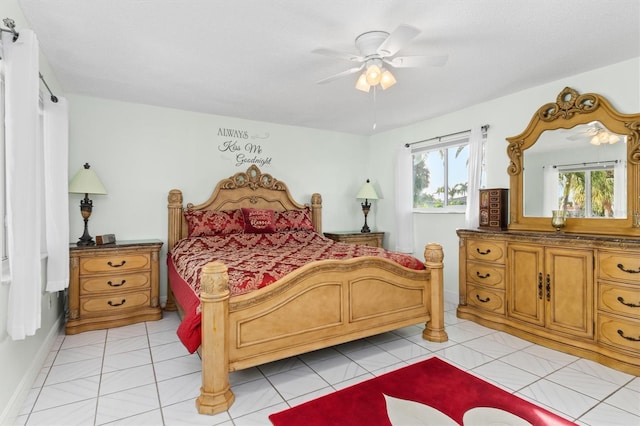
[{"xmin": 0, "ymin": 315, "xmax": 63, "ymax": 426}]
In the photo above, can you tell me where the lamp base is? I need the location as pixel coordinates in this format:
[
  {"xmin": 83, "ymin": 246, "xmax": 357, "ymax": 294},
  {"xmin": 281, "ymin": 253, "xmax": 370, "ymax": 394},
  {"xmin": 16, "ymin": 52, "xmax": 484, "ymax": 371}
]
[
  {"xmin": 77, "ymin": 213, "xmax": 95, "ymax": 246},
  {"xmin": 361, "ymin": 202, "xmax": 371, "ymax": 233}
]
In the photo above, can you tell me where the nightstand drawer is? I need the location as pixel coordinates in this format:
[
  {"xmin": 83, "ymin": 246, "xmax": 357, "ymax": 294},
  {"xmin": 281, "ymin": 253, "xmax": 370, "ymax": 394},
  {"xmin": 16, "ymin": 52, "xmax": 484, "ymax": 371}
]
[
  {"xmin": 324, "ymin": 231, "xmax": 384, "ymax": 248},
  {"xmin": 80, "ymin": 291, "xmax": 151, "ymax": 316},
  {"xmin": 80, "ymin": 272, "xmax": 151, "ymax": 294},
  {"xmin": 80, "ymin": 253, "xmax": 151, "ymax": 274}
]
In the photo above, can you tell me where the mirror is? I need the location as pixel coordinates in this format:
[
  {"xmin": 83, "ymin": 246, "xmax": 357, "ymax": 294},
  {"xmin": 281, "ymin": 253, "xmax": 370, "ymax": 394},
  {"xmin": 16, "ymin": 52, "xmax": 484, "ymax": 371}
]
[
  {"xmin": 506, "ymin": 87, "xmax": 640, "ymax": 236},
  {"xmin": 523, "ymin": 122, "xmax": 627, "ymax": 218}
]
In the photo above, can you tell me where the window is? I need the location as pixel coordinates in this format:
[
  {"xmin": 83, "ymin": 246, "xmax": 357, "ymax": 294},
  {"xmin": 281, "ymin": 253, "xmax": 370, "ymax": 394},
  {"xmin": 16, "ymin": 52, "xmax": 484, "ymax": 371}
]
[{"xmin": 411, "ymin": 132, "xmax": 484, "ymax": 211}]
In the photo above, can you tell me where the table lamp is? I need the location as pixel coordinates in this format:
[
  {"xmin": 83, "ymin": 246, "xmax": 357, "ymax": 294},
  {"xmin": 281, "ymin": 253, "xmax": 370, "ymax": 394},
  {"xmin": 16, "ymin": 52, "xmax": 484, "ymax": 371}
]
[
  {"xmin": 69, "ymin": 163, "xmax": 107, "ymax": 246},
  {"xmin": 356, "ymin": 179, "xmax": 379, "ymax": 233}
]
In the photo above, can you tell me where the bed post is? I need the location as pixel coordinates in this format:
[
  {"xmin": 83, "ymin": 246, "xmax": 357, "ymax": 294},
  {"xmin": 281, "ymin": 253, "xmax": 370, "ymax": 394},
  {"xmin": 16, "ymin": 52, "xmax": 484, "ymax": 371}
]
[
  {"xmin": 422, "ymin": 243, "xmax": 448, "ymax": 342},
  {"xmin": 196, "ymin": 261, "xmax": 235, "ymax": 415},
  {"xmin": 311, "ymin": 193, "xmax": 322, "ymax": 234},
  {"xmin": 165, "ymin": 189, "xmax": 183, "ymax": 312}
]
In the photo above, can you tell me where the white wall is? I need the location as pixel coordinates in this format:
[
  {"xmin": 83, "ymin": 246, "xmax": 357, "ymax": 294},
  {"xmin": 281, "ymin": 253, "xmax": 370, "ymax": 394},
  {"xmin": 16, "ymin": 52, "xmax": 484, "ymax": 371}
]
[
  {"xmin": 0, "ymin": 1, "xmax": 66, "ymax": 423},
  {"xmin": 67, "ymin": 96, "xmax": 369, "ymax": 304},
  {"xmin": 368, "ymin": 57, "xmax": 640, "ymax": 303}
]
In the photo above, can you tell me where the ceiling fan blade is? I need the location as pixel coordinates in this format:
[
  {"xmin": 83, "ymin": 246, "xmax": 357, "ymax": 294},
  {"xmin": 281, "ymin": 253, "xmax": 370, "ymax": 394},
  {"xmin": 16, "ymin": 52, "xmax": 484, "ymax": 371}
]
[
  {"xmin": 315, "ymin": 64, "xmax": 364, "ymax": 84},
  {"xmin": 376, "ymin": 24, "xmax": 420, "ymax": 57},
  {"xmin": 385, "ymin": 55, "xmax": 449, "ymax": 68},
  {"xmin": 312, "ymin": 48, "xmax": 364, "ymax": 62}
]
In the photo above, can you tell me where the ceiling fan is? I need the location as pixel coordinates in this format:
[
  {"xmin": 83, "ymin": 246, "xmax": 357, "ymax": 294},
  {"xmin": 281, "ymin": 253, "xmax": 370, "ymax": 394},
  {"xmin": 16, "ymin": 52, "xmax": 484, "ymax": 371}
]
[
  {"xmin": 567, "ymin": 122, "xmax": 621, "ymax": 145},
  {"xmin": 313, "ymin": 24, "xmax": 448, "ymax": 92}
]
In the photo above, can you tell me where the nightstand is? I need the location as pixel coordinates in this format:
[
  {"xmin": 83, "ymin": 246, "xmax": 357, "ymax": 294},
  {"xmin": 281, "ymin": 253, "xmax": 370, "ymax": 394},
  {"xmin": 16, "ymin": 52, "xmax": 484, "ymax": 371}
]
[
  {"xmin": 323, "ymin": 231, "xmax": 384, "ymax": 248},
  {"xmin": 66, "ymin": 239, "xmax": 163, "ymax": 334}
]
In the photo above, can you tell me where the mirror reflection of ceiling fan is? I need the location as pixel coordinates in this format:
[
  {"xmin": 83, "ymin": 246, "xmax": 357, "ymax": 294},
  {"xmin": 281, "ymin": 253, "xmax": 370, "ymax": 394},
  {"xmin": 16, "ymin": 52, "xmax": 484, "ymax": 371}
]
[
  {"xmin": 567, "ymin": 121, "xmax": 621, "ymax": 145},
  {"xmin": 313, "ymin": 24, "xmax": 448, "ymax": 93}
]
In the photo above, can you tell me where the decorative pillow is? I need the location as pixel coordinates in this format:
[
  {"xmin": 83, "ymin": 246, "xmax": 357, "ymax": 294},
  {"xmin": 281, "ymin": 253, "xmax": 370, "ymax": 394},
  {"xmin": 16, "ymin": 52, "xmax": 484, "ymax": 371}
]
[
  {"xmin": 242, "ymin": 208, "xmax": 276, "ymax": 234},
  {"xmin": 184, "ymin": 209, "xmax": 245, "ymax": 237},
  {"xmin": 274, "ymin": 207, "xmax": 315, "ymax": 232}
]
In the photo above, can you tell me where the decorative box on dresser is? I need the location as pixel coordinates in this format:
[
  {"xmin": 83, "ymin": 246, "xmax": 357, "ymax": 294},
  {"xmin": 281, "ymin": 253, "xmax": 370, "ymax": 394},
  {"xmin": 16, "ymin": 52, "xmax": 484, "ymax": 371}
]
[
  {"xmin": 323, "ymin": 231, "xmax": 384, "ymax": 248},
  {"xmin": 66, "ymin": 239, "xmax": 163, "ymax": 334}
]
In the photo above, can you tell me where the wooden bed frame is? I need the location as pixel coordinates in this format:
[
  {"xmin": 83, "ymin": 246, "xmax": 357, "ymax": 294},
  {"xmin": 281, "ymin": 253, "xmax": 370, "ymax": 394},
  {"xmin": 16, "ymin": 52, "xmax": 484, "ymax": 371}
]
[{"xmin": 165, "ymin": 165, "xmax": 448, "ymax": 415}]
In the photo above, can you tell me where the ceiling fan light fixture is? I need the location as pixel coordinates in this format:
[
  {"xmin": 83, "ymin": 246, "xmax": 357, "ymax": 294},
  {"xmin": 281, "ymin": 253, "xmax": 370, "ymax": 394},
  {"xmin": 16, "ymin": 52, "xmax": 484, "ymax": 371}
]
[
  {"xmin": 355, "ymin": 73, "xmax": 371, "ymax": 92},
  {"xmin": 380, "ymin": 69, "xmax": 396, "ymax": 90},
  {"xmin": 590, "ymin": 135, "xmax": 601, "ymax": 145},
  {"xmin": 365, "ymin": 64, "xmax": 382, "ymax": 85}
]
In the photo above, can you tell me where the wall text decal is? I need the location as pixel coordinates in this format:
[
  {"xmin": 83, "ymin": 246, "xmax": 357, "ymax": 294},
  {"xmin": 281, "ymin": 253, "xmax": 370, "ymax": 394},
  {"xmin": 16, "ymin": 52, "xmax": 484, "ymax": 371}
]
[{"xmin": 217, "ymin": 127, "xmax": 273, "ymax": 167}]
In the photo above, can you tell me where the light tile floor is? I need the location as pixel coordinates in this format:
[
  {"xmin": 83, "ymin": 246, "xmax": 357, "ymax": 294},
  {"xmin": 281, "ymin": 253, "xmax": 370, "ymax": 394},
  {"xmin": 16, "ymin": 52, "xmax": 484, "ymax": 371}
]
[{"xmin": 14, "ymin": 302, "xmax": 640, "ymax": 426}]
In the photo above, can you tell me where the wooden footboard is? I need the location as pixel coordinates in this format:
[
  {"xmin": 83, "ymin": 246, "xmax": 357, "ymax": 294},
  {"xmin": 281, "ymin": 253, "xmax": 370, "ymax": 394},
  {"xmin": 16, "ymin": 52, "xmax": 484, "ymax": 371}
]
[{"xmin": 195, "ymin": 243, "xmax": 447, "ymax": 415}]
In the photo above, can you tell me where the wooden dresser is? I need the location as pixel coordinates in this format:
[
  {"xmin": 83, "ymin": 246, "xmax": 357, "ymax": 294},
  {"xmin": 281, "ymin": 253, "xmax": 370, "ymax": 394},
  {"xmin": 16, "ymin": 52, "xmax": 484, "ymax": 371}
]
[
  {"xmin": 66, "ymin": 239, "xmax": 163, "ymax": 334},
  {"xmin": 323, "ymin": 231, "xmax": 384, "ymax": 247},
  {"xmin": 457, "ymin": 229, "xmax": 640, "ymax": 375}
]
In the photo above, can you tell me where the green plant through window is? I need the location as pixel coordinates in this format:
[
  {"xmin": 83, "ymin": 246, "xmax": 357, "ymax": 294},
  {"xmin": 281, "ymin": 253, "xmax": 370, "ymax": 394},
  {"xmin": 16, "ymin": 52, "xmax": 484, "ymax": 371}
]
[
  {"xmin": 558, "ymin": 168, "xmax": 615, "ymax": 217},
  {"xmin": 413, "ymin": 143, "xmax": 470, "ymax": 209}
]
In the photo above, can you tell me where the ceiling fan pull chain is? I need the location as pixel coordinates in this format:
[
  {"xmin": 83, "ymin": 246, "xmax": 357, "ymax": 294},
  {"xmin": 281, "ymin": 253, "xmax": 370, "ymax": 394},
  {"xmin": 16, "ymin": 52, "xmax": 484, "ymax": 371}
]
[{"xmin": 372, "ymin": 86, "xmax": 377, "ymax": 130}]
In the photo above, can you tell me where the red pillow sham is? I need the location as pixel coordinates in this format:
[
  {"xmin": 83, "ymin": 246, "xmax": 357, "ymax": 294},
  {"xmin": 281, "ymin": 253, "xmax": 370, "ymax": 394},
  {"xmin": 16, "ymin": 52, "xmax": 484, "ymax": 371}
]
[{"xmin": 184, "ymin": 209, "xmax": 245, "ymax": 237}]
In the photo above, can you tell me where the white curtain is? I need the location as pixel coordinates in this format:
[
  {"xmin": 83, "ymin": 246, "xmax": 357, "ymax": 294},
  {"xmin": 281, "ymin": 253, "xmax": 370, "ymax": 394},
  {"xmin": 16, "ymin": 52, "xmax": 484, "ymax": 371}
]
[
  {"xmin": 394, "ymin": 145, "xmax": 414, "ymax": 253},
  {"xmin": 44, "ymin": 96, "xmax": 69, "ymax": 292},
  {"xmin": 613, "ymin": 159, "xmax": 626, "ymax": 218},
  {"xmin": 464, "ymin": 127, "xmax": 484, "ymax": 228},
  {"xmin": 543, "ymin": 165, "xmax": 559, "ymax": 214},
  {"xmin": 3, "ymin": 29, "xmax": 42, "ymax": 339}
]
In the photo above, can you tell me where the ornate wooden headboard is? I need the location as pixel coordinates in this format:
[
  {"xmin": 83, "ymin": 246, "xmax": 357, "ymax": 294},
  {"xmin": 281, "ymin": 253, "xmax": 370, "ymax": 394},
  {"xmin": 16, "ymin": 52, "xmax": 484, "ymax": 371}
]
[{"xmin": 167, "ymin": 165, "xmax": 323, "ymax": 252}]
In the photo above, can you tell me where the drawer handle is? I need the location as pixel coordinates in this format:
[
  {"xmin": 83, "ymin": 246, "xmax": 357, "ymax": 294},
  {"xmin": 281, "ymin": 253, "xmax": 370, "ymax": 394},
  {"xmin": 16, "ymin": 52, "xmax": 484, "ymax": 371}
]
[
  {"xmin": 476, "ymin": 271, "xmax": 491, "ymax": 279},
  {"xmin": 617, "ymin": 296, "xmax": 640, "ymax": 308},
  {"xmin": 617, "ymin": 263, "xmax": 640, "ymax": 274},
  {"xmin": 107, "ymin": 279, "xmax": 126, "ymax": 287},
  {"xmin": 617, "ymin": 329, "xmax": 640, "ymax": 342},
  {"xmin": 107, "ymin": 260, "xmax": 127, "ymax": 268},
  {"xmin": 476, "ymin": 248, "xmax": 491, "ymax": 256},
  {"xmin": 476, "ymin": 294, "xmax": 491, "ymax": 303},
  {"xmin": 108, "ymin": 299, "xmax": 126, "ymax": 307}
]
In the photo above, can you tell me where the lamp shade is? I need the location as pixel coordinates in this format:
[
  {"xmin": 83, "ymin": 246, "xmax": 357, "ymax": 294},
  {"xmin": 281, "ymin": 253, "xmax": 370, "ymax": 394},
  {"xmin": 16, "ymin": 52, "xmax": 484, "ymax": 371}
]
[
  {"xmin": 379, "ymin": 69, "xmax": 397, "ymax": 90},
  {"xmin": 69, "ymin": 163, "xmax": 107, "ymax": 195},
  {"xmin": 356, "ymin": 179, "xmax": 379, "ymax": 200}
]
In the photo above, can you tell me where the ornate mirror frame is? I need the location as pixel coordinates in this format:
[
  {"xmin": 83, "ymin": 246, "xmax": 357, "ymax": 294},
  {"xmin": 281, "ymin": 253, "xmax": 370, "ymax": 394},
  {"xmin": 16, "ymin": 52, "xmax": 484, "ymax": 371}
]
[{"xmin": 506, "ymin": 87, "xmax": 640, "ymax": 236}]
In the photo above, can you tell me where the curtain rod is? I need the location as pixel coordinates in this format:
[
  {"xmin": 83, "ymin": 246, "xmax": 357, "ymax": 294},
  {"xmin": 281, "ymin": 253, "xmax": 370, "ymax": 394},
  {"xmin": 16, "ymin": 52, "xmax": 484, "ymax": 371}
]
[
  {"xmin": 551, "ymin": 159, "xmax": 620, "ymax": 169},
  {"xmin": 1, "ymin": 18, "xmax": 58, "ymax": 103},
  {"xmin": 404, "ymin": 124, "xmax": 490, "ymax": 148}
]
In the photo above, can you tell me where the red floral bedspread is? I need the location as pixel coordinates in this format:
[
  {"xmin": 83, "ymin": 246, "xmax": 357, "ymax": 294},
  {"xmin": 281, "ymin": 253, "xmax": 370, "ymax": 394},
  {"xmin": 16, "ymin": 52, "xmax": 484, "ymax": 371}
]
[{"xmin": 169, "ymin": 231, "xmax": 425, "ymax": 352}]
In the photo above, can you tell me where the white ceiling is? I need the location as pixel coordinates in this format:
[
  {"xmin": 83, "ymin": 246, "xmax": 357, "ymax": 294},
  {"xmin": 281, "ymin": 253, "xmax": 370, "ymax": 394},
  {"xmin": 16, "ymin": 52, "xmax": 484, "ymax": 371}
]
[{"xmin": 16, "ymin": 0, "xmax": 640, "ymax": 135}]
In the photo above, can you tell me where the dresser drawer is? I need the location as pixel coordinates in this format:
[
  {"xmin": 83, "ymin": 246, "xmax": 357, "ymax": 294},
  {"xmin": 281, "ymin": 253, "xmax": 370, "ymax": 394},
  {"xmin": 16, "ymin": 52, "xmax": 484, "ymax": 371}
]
[
  {"xmin": 598, "ymin": 281, "xmax": 640, "ymax": 320},
  {"xmin": 597, "ymin": 313, "xmax": 640, "ymax": 353},
  {"xmin": 80, "ymin": 253, "xmax": 151, "ymax": 275},
  {"xmin": 80, "ymin": 272, "xmax": 151, "ymax": 294},
  {"xmin": 80, "ymin": 291, "xmax": 151, "ymax": 316},
  {"xmin": 466, "ymin": 261, "xmax": 505, "ymax": 288},
  {"xmin": 467, "ymin": 240, "xmax": 506, "ymax": 264},
  {"xmin": 598, "ymin": 251, "xmax": 640, "ymax": 284},
  {"xmin": 466, "ymin": 284, "xmax": 506, "ymax": 314}
]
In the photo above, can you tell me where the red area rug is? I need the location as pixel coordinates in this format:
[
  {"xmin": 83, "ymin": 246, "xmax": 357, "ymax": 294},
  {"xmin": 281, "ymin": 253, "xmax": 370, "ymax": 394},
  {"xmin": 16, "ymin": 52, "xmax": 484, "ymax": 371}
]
[{"xmin": 269, "ymin": 357, "xmax": 575, "ymax": 425}]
